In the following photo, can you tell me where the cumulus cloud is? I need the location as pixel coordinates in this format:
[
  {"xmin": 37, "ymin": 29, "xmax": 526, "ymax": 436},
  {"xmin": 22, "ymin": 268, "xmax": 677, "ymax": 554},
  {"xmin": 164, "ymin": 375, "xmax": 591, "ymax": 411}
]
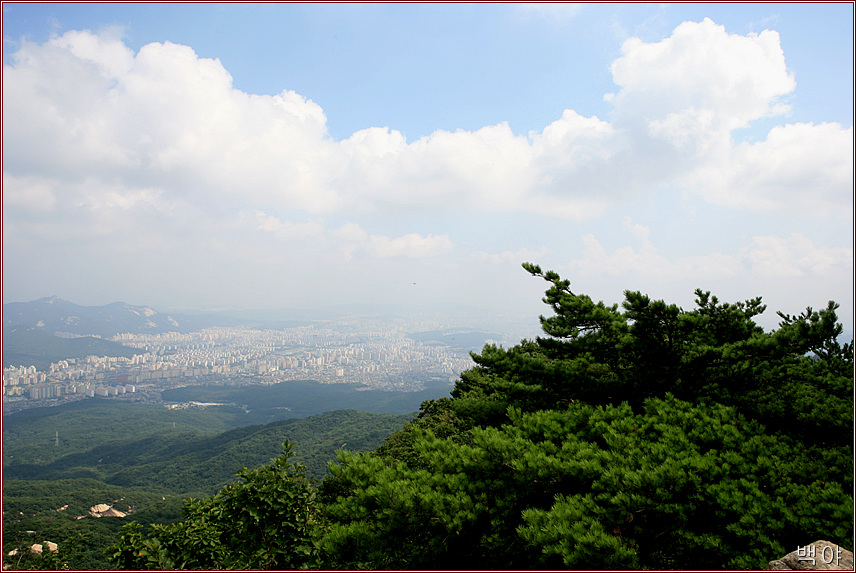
[
  {"xmin": 609, "ymin": 18, "xmax": 795, "ymax": 146},
  {"xmin": 681, "ymin": 122, "xmax": 853, "ymax": 217},
  {"xmin": 567, "ymin": 218, "xmax": 742, "ymax": 282},
  {"xmin": 475, "ymin": 247, "xmax": 550, "ymax": 266},
  {"xmin": 253, "ymin": 211, "xmax": 326, "ymax": 241},
  {"xmin": 365, "ymin": 232, "xmax": 453, "ymax": 258},
  {"xmin": 742, "ymin": 234, "xmax": 853, "ymax": 278},
  {"xmin": 250, "ymin": 211, "xmax": 452, "ymax": 260},
  {"xmin": 5, "ymin": 21, "xmax": 849, "ymax": 228},
  {"xmin": 552, "ymin": 224, "xmax": 852, "ymax": 334},
  {"xmin": 566, "ymin": 221, "xmax": 850, "ymax": 285},
  {"xmin": 52, "ymin": 26, "xmax": 135, "ymax": 77},
  {"xmin": 4, "ymin": 31, "xmax": 339, "ymax": 214},
  {"xmin": 339, "ymin": 122, "xmax": 538, "ymax": 215},
  {"xmin": 2, "ymin": 20, "xmax": 851, "ymax": 321},
  {"xmin": 2, "ymin": 174, "xmax": 57, "ymax": 211}
]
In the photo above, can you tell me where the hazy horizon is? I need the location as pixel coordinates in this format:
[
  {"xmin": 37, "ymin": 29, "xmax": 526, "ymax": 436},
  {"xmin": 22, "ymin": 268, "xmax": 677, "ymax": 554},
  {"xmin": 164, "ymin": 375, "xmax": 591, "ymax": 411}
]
[{"xmin": 3, "ymin": 3, "xmax": 853, "ymax": 336}]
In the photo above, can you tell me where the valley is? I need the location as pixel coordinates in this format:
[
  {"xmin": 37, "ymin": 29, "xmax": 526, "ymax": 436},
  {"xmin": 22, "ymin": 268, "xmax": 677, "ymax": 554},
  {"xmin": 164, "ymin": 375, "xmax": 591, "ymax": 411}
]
[{"xmin": 2, "ymin": 395, "xmax": 426, "ymax": 569}]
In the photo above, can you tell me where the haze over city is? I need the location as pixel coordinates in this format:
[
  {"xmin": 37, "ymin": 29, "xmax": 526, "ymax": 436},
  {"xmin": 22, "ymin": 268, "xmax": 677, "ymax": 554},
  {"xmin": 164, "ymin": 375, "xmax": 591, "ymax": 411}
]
[{"xmin": 3, "ymin": 3, "xmax": 853, "ymax": 335}]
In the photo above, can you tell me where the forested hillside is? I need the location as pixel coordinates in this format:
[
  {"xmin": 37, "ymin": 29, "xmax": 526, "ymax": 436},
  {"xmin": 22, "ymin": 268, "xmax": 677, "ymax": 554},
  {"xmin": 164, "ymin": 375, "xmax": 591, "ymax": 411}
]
[
  {"xmin": 160, "ymin": 378, "xmax": 450, "ymax": 423},
  {"xmin": 4, "ymin": 408, "xmax": 413, "ymax": 490},
  {"xmin": 3, "ymin": 400, "xmax": 236, "ymax": 469},
  {"xmin": 2, "ymin": 408, "xmax": 413, "ymax": 569},
  {"xmin": 3, "ymin": 380, "xmax": 443, "ymax": 470},
  {"xmin": 101, "ymin": 264, "xmax": 852, "ymax": 571}
]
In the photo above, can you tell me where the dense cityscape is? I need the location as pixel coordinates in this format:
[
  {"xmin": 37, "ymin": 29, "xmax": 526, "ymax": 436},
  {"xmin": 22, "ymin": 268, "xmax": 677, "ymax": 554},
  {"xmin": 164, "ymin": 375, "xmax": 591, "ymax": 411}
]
[{"xmin": 2, "ymin": 317, "xmax": 508, "ymax": 415}]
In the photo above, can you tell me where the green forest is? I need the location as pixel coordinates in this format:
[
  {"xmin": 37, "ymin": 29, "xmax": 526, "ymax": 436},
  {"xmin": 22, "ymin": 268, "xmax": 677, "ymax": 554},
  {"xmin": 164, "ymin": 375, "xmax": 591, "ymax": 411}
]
[
  {"xmin": 5, "ymin": 264, "xmax": 853, "ymax": 570},
  {"xmin": 2, "ymin": 406, "xmax": 415, "ymax": 569}
]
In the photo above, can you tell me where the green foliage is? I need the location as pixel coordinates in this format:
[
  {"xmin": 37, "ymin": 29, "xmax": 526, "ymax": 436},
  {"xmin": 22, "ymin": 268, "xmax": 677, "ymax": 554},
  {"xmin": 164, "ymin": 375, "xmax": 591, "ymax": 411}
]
[
  {"xmin": 2, "ymin": 478, "xmax": 175, "ymax": 519},
  {"xmin": 3, "ymin": 531, "xmax": 88, "ymax": 571},
  {"xmin": 2, "ymin": 478, "xmax": 182, "ymax": 570},
  {"xmin": 107, "ymin": 441, "xmax": 320, "ymax": 570},
  {"xmin": 5, "ymin": 405, "xmax": 413, "ymax": 493},
  {"xmin": 3, "ymin": 399, "xmax": 235, "ymax": 469},
  {"xmin": 161, "ymin": 379, "xmax": 446, "ymax": 424},
  {"xmin": 453, "ymin": 264, "xmax": 852, "ymax": 448},
  {"xmin": 4, "ymin": 409, "xmax": 411, "ymax": 569},
  {"xmin": 317, "ymin": 264, "xmax": 852, "ymax": 569},
  {"xmin": 4, "ymin": 380, "xmax": 438, "ymax": 470},
  {"xmin": 321, "ymin": 396, "xmax": 853, "ymax": 569},
  {"xmin": 372, "ymin": 398, "xmax": 468, "ymax": 466},
  {"xmin": 514, "ymin": 396, "xmax": 851, "ymax": 569}
]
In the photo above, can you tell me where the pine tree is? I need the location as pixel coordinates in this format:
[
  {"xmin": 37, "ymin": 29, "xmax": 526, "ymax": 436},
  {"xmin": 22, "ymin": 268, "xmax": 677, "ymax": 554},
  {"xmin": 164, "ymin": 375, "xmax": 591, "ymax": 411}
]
[{"xmin": 319, "ymin": 263, "xmax": 852, "ymax": 569}]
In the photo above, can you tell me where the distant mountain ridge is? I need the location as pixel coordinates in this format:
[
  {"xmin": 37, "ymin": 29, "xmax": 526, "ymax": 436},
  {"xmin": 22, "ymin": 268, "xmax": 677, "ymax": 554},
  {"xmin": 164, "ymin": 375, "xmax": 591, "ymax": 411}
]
[
  {"xmin": 3, "ymin": 296, "xmax": 240, "ymax": 338},
  {"xmin": 2, "ymin": 325, "xmax": 138, "ymax": 370}
]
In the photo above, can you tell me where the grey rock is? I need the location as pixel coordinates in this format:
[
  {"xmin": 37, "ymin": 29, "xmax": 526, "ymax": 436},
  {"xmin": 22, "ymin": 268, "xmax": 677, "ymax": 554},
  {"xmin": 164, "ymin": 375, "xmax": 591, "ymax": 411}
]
[{"xmin": 767, "ymin": 540, "xmax": 854, "ymax": 571}]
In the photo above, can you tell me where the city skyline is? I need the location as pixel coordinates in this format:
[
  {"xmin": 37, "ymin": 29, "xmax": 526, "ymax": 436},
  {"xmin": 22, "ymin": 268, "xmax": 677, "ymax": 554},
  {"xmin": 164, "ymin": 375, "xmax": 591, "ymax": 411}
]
[
  {"xmin": 3, "ymin": 3, "xmax": 853, "ymax": 336},
  {"xmin": 2, "ymin": 317, "xmax": 490, "ymax": 415}
]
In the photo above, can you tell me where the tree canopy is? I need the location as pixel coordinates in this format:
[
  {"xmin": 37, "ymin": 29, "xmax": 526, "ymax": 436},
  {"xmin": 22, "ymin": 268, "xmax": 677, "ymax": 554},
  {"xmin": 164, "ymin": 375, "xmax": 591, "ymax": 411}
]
[
  {"xmin": 108, "ymin": 441, "xmax": 320, "ymax": 570},
  {"xmin": 108, "ymin": 264, "xmax": 853, "ymax": 570}
]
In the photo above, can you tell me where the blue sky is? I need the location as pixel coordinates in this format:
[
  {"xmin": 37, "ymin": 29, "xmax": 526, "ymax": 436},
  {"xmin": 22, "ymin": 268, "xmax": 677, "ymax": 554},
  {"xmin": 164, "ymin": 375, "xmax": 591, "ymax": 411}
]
[
  {"xmin": 3, "ymin": 2, "xmax": 853, "ymax": 336},
  {"xmin": 4, "ymin": 3, "xmax": 852, "ymax": 139}
]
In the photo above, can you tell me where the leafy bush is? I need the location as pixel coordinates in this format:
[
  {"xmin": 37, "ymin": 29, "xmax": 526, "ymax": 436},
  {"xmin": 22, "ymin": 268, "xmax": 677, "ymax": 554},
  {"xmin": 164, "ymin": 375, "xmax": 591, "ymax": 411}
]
[{"xmin": 107, "ymin": 441, "xmax": 320, "ymax": 570}]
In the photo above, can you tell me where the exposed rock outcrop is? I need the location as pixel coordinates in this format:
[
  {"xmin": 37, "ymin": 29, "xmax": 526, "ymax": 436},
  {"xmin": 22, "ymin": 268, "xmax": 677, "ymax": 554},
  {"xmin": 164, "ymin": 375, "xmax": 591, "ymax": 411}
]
[
  {"xmin": 7, "ymin": 541, "xmax": 58, "ymax": 556},
  {"xmin": 767, "ymin": 540, "xmax": 854, "ymax": 570},
  {"xmin": 89, "ymin": 503, "xmax": 127, "ymax": 518},
  {"xmin": 29, "ymin": 542, "xmax": 57, "ymax": 554}
]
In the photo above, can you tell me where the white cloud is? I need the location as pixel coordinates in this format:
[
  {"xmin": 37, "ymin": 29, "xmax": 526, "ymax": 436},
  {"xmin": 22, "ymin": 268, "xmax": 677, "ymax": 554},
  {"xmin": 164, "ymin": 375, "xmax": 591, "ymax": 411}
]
[
  {"xmin": 1, "ymin": 20, "xmax": 850, "ymax": 329},
  {"xmin": 610, "ymin": 18, "xmax": 795, "ymax": 145},
  {"xmin": 4, "ymin": 32, "xmax": 340, "ymax": 214},
  {"xmin": 567, "ymin": 222, "xmax": 722, "ymax": 281},
  {"xmin": 2, "ymin": 174, "xmax": 57, "ymax": 211},
  {"xmin": 565, "ymin": 222, "xmax": 849, "ymax": 285},
  {"xmin": 52, "ymin": 26, "xmax": 135, "ymax": 78},
  {"xmin": 338, "ymin": 122, "xmax": 537, "ymax": 215},
  {"xmin": 681, "ymin": 122, "xmax": 853, "ymax": 217},
  {"xmin": 551, "ymin": 225, "xmax": 852, "ymax": 334},
  {"xmin": 252, "ymin": 210, "xmax": 326, "ymax": 241},
  {"xmin": 3, "ymin": 35, "xmax": 140, "ymax": 173},
  {"xmin": 474, "ymin": 247, "xmax": 550, "ymax": 265},
  {"xmin": 250, "ymin": 212, "xmax": 452, "ymax": 260},
  {"xmin": 365, "ymin": 232, "xmax": 453, "ymax": 258},
  {"xmin": 742, "ymin": 233, "xmax": 853, "ymax": 278},
  {"xmin": 4, "ymin": 22, "xmax": 845, "ymax": 228}
]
